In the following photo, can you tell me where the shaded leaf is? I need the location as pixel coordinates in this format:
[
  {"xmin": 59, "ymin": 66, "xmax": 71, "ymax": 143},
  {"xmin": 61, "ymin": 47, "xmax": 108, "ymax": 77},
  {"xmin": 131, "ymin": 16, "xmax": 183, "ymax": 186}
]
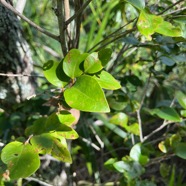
[
  {"xmin": 1, "ymin": 142, "xmax": 40, "ymax": 179},
  {"xmin": 64, "ymin": 75, "xmax": 110, "ymax": 112},
  {"xmin": 43, "ymin": 60, "xmax": 69, "ymax": 87},
  {"xmin": 125, "ymin": 0, "xmax": 145, "ymax": 10},
  {"xmin": 175, "ymin": 143, "xmax": 186, "ymax": 159},
  {"xmin": 98, "ymin": 48, "xmax": 112, "ymax": 66},
  {"xmin": 160, "ymin": 56, "xmax": 175, "ymax": 66},
  {"xmin": 151, "ymin": 107, "xmax": 181, "ymax": 122},
  {"xmin": 109, "ymin": 112, "xmax": 128, "ymax": 128}
]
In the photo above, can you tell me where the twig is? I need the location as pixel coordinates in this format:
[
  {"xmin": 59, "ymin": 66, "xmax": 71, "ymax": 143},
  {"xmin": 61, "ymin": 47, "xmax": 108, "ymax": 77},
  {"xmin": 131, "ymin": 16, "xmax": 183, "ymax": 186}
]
[
  {"xmin": 0, "ymin": 73, "xmax": 44, "ymax": 78},
  {"xmin": 158, "ymin": 0, "xmax": 185, "ymax": 15},
  {"xmin": 163, "ymin": 7, "xmax": 186, "ymax": 16},
  {"xmin": 0, "ymin": 0, "xmax": 59, "ymax": 41},
  {"xmin": 137, "ymin": 73, "xmax": 152, "ymax": 142},
  {"xmin": 88, "ymin": 18, "xmax": 137, "ymax": 52},
  {"xmin": 24, "ymin": 177, "xmax": 53, "ymax": 186},
  {"xmin": 65, "ymin": 0, "xmax": 93, "ymax": 26},
  {"xmin": 56, "ymin": 0, "xmax": 68, "ymax": 56}
]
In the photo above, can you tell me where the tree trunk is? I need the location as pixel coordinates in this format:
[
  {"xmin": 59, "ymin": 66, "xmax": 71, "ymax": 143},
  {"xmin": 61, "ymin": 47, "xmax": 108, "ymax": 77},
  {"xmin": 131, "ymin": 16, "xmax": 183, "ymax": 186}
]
[{"xmin": 0, "ymin": 0, "xmax": 35, "ymax": 110}]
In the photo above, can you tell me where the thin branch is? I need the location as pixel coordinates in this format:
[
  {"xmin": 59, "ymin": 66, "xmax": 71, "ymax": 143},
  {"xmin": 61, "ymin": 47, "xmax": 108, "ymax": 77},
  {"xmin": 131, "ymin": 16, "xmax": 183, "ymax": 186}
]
[
  {"xmin": 0, "ymin": 73, "xmax": 44, "ymax": 78},
  {"xmin": 137, "ymin": 73, "xmax": 152, "ymax": 142},
  {"xmin": 158, "ymin": 0, "xmax": 185, "ymax": 15},
  {"xmin": 88, "ymin": 18, "xmax": 137, "ymax": 52},
  {"xmin": 65, "ymin": 0, "xmax": 93, "ymax": 26},
  {"xmin": 24, "ymin": 177, "xmax": 53, "ymax": 186},
  {"xmin": 0, "ymin": 0, "xmax": 59, "ymax": 41},
  {"xmin": 56, "ymin": 0, "xmax": 68, "ymax": 56}
]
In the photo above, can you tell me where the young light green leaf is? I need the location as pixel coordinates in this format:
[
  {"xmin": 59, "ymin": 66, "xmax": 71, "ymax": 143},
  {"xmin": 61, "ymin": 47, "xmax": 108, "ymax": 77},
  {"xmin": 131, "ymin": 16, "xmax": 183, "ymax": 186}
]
[
  {"xmin": 98, "ymin": 48, "xmax": 112, "ymax": 66},
  {"xmin": 64, "ymin": 75, "xmax": 110, "ymax": 113},
  {"xmin": 156, "ymin": 21, "xmax": 182, "ymax": 37},
  {"xmin": 57, "ymin": 111, "xmax": 76, "ymax": 126},
  {"xmin": 175, "ymin": 143, "xmax": 186, "ymax": 159},
  {"xmin": 109, "ymin": 112, "xmax": 128, "ymax": 128},
  {"xmin": 84, "ymin": 52, "xmax": 103, "ymax": 74},
  {"xmin": 137, "ymin": 10, "xmax": 163, "ymax": 40},
  {"xmin": 125, "ymin": 0, "xmax": 145, "ymax": 10},
  {"xmin": 43, "ymin": 60, "xmax": 69, "ymax": 87},
  {"xmin": 151, "ymin": 107, "xmax": 181, "ymax": 122},
  {"xmin": 94, "ymin": 71, "xmax": 121, "ymax": 90},
  {"xmin": 1, "ymin": 141, "xmax": 40, "ymax": 179},
  {"xmin": 176, "ymin": 91, "xmax": 186, "ymax": 109},
  {"xmin": 63, "ymin": 49, "xmax": 88, "ymax": 79},
  {"xmin": 129, "ymin": 143, "xmax": 149, "ymax": 165}
]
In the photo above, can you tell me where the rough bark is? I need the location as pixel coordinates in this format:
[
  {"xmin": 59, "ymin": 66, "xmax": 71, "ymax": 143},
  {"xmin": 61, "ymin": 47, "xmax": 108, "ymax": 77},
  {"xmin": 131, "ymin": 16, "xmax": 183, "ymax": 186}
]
[{"xmin": 0, "ymin": 0, "xmax": 35, "ymax": 109}]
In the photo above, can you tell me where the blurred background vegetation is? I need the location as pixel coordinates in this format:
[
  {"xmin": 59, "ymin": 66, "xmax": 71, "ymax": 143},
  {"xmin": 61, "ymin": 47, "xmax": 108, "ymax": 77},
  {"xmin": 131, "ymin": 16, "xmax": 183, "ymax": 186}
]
[{"xmin": 1, "ymin": 0, "xmax": 186, "ymax": 185}]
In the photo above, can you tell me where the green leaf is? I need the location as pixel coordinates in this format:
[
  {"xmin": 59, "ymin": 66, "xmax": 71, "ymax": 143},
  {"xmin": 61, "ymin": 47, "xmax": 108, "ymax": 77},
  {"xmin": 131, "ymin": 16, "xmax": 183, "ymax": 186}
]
[
  {"xmin": 109, "ymin": 112, "xmax": 128, "ymax": 128},
  {"xmin": 151, "ymin": 107, "xmax": 181, "ymax": 122},
  {"xmin": 125, "ymin": 0, "xmax": 145, "ymax": 10},
  {"xmin": 160, "ymin": 56, "xmax": 175, "ymax": 66},
  {"xmin": 64, "ymin": 75, "xmax": 110, "ymax": 112},
  {"xmin": 57, "ymin": 111, "xmax": 76, "ymax": 126},
  {"xmin": 63, "ymin": 49, "xmax": 88, "ymax": 79},
  {"xmin": 180, "ymin": 110, "xmax": 186, "ymax": 117},
  {"xmin": 98, "ymin": 48, "xmax": 112, "ymax": 66},
  {"xmin": 51, "ymin": 138, "xmax": 72, "ymax": 163},
  {"xmin": 84, "ymin": 52, "xmax": 103, "ymax": 74},
  {"xmin": 137, "ymin": 10, "xmax": 163, "ymax": 40},
  {"xmin": 176, "ymin": 91, "xmax": 186, "ymax": 109},
  {"xmin": 156, "ymin": 21, "xmax": 182, "ymax": 37},
  {"xmin": 129, "ymin": 143, "xmax": 149, "ymax": 165},
  {"xmin": 175, "ymin": 143, "xmax": 186, "ymax": 159},
  {"xmin": 94, "ymin": 71, "xmax": 121, "ymax": 90},
  {"xmin": 30, "ymin": 133, "xmax": 53, "ymax": 154},
  {"xmin": 43, "ymin": 60, "xmax": 69, "ymax": 87},
  {"xmin": 104, "ymin": 158, "xmax": 117, "ymax": 170},
  {"xmin": 25, "ymin": 117, "xmax": 47, "ymax": 136},
  {"xmin": 1, "ymin": 141, "xmax": 40, "ymax": 179}
]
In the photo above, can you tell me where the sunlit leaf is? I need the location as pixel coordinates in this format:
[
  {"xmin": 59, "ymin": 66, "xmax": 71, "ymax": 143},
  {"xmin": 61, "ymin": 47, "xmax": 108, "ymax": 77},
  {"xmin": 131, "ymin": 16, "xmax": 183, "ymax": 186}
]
[
  {"xmin": 1, "ymin": 142, "xmax": 40, "ymax": 179},
  {"xmin": 94, "ymin": 71, "xmax": 121, "ymax": 90},
  {"xmin": 63, "ymin": 49, "xmax": 88, "ymax": 79},
  {"xmin": 84, "ymin": 52, "xmax": 103, "ymax": 74},
  {"xmin": 176, "ymin": 91, "xmax": 186, "ymax": 109},
  {"xmin": 57, "ymin": 111, "xmax": 76, "ymax": 126},
  {"xmin": 109, "ymin": 112, "xmax": 128, "ymax": 128},
  {"xmin": 43, "ymin": 60, "xmax": 69, "ymax": 87},
  {"xmin": 64, "ymin": 75, "xmax": 110, "ymax": 112}
]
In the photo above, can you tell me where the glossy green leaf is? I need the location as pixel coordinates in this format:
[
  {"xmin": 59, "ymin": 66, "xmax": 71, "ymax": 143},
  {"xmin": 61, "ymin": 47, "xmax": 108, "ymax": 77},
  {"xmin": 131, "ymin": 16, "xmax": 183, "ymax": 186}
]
[
  {"xmin": 98, "ymin": 48, "xmax": 112, "ymax": 66},
  {"xmin": 109, "ymin": 112, "xmax": 128, "ymax": 128},
  {"xmin": 1, "ymin": 141, "xmax": 40, "ymax": 179},
  {"xmin": 64, "ymin": 75, "xmax": 110, "ymax": 112},
  {"xmin": 51, "ymin": 138, "xmax": 72, "ymax": 163},
  {"xmin": 129, "ymin": 143, "xmax": 149, "ymax": 165},
  {"xmin": 125, "ymin": 0, "xmax": 145, "ymax": 10},
  {"xmin": 104, "ymin": 158, "xmax": 117, "ymax": 170},
  {"xmin": 156, "ymin": 21, "xmax": 182, "ymax": 37},
  {"xmin": 151, "ymin": 107, "xmax": 181, "ymax": 122},
  {"xmin": 94, "ymin": 71, "xmax": 121, "ymax": 90},
  {"xmin": 63, "ymin": 49, "xmax": 88, "ymax": 79},
  {"xmin": 84, "ymin": 52, "xmax": 103, "ymax": 74},
  {"xmin": 176, "ymin": 91, "xmax": 186, "ymax": 109},
  {"xmin": 158, "ymin": 141, "xmax": 168, "ymax": 153},
  {"xmin": 43, "ymin": 60, "xmax": 69, "ymax": 87},
  {"xmin": 175, "ymin": 143, "xmax": 186, "ymax": 159},
  {"xmin": 137, "ymin": 10, "xmax": 163, "ymax": 40}
]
